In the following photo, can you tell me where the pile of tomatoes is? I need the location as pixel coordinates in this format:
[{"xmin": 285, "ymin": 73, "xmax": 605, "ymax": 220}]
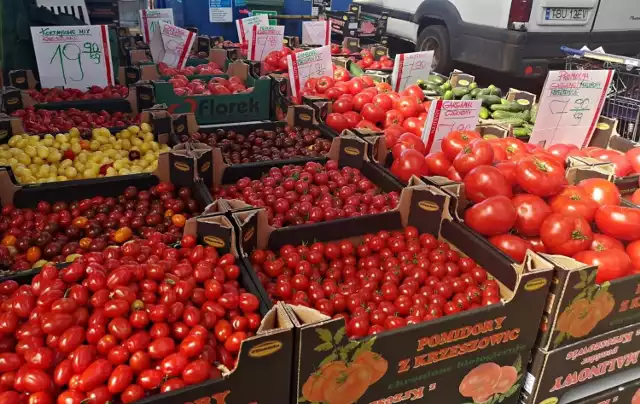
[
  {"xmin": 157, "ymin": 62, "xmax": 224, "ymax": 77},
  {"xmin": 26, "ymin": 86, "xmax": 129, "ymax": 103},
  {"xmin": 321, "ymin": 82, "xmax": 428, "ymax": 135},
  {"xmin": 169, "ymin": 76, "xmax": 251, "ymax": 97},
  {"xmin": 414, "ymin": 131, "xmax": 640, "ymax": 283},
  {"xmin": 212, "ymin": 161, "xmax": 400, "ymax": 228},
  {"xmin": 12, "ymin": 109, "xmax": 139, "ymax": 137},
  {"xmin": 0, "ymin": 237, "xmax": 263, "ymax": 404},
  {"xmin": 250, "ymin": 226, "xmax": 497, "ymax": 338}
]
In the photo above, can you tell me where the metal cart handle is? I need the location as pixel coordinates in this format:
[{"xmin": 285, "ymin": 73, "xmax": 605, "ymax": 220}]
[{"xmin": 560, "ymin": 46, "xmax": 585, "ymax": 56}]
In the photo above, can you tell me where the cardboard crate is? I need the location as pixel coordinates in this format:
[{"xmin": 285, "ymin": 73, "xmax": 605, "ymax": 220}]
[
  {"xmin": 230, "ymin": 178, "xmax": 554, "ymax": 404},
  {"xmin": 439, "ymin": 165, "xmax": 640, "ymax": 351},
  {"xmin": 567, "ymin": 377, "xmax": 640, "ymax": 403},
  {"xmin": 152, "ymin": 61, "xmax": 271, "ymax": 125},
  {"xmin": 520, "ymin": 322, "xmax": 640, "ymax": 404}
]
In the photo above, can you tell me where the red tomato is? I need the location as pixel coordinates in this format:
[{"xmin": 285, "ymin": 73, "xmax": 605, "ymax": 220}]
[
  {"xmin": 441, "ymin": 131, "xmax": 481, "ymax": 161},
  {"xmin": 591, "ymin": 233, "xmax": 625, "ymax": 252},
  {"xmin": 632, "ymin": 189, "xmax": 640, "ymax": 205},
  {"xmin": 540, "ymin": 213, "xmax": 593, "ymax": 256},
  {"xmin": 595, "ymin": 205, "xmax": 640, "ymax": 241},
  {"xmin": 392, "ymin": 133, "xmax": 425, "ymax": 158},
  {"xmin": 464, "ymin": 196, "xmax": 517, "ymax": 236},
  {"xmin": 453, "ymin": 140, "xmax": 494, "ymax": 176},
  {"xmin": 463, "ymin": 166, "xmax": 513, "ymax": 203},
  {"xmin": 343, "ymin": 111, "xmax": 362, "ymax": 128},
  {"xmin": 494, "ymin": 161, "xmax": 518, "ymax": 187},
  {"xmin": 383, "ymin": 125, "xmax": 404, "ymax": 148},
  {"xmin": 489, "ymin": 234, "xmax": 532, "ymax": 262},
  {"xmin": 182, "ymin": 360, "xmax": 211, "ymax": 385},
  {"xmin": 401, "ymin": 85, "xmax": 424, "ymax": 102},
  {"xmin": 424, "ymin": 152, "xmax": 451, "ymax": 177},
  {"xmin": 547, "ymin": 143, "xmax": 578, "ymax": 160},
  {"xmin": 332, "ymin": 98, "xmax": 353, "ymax": 113},
  {"xmin": 626, "ymin": 148, "xmax": 640, "ymax": 173},
  {"xmin": 352, "ymin": 92, "xmax": 373, "ymax": 111},
  {"xmin": 314, "ymin": 76, "xmax": 335, "ymax": 93},
  {"xmin": 578, "ymin": 178, "xmax": 621, "ymax": 206},
  {"xmin": 549, "ymin": 186, "xmax": 599, "ymax": 222},
  {"xmin": 626, "ymin": 240, "xmax": 640, "ymax": 271},
  {"xmin": 573, "ymin": 250, "xmax": 632, "ymax": 283},
  {"xmin": 394, "ymin": 96, "xmax": 419, "ymax": 118},
  {"xmin": 78, "ymin": 359, "xmax": 112, "ymax": 392},
  {"xmin": 515, "ymin": 155, "xmax": 567, "ymax": 197},
  {"xmin": 390, "ymin": 149, "xmax": 428, "ymax": 182},
  {"xmin": 486, "ymin": 139, "xmax": 507, "ymax": 162},
  {"xmin": 384, "ymin": 110, "xmax": 404, "ymax": 128},
  {"xmin": 511, "ymin": 194, "xmax": 552, "ymax": 237},
  {"xmin": 502, "ymin": 138, "xmax": 528, "ymax": 159},
  {"xmin": 360, "ymin": 103, "xmax": 386, "ymax": 124},
  {"xmin": 325, "ymin": 113, "xmax": 349, "ymax": 132},
  {"xmin": 401, "ymin": 117, "xmax": 423, "ymax": 137},
  {"xmin": 372, "ymin": 93, "xmax": 393, "ymax": 111},
  {"xmin": 107, "ymin": 364, "xmax": 134, "ymax": 394}
]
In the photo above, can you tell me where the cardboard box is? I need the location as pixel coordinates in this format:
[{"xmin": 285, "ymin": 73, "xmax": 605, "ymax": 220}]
[
  {"xmin": 567, "ymin": 377, "xmax": 640, "ymax": 403},
  {"xmin": 232, "ymin": 179, "xmax": 554, "ymax": 404},
  {"xmin": 152, "ymin": 60, "xmax": 272, "ymax": 125},
  {"xmin": 521, "ymin": 322, "xmax": 640, "ymax": 404}
]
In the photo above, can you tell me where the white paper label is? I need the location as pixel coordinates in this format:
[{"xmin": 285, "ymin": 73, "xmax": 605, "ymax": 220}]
[
  {"xmin": 209, "ymin": 0, "xmax": 232, "ymax": 22},
  {"xmin": 149, "ymin": 22, "xmax": 196, "ymax": 69},
  {"xmin": 248, "ymin": 25, "xmax": 285, "ymax": 61},
  {"xmin": 287, "ymin": 45, "xmax": 333, "ymax": 101},
  {"xmin": 139, "ymin": 9, "xmax": 174, "ymax": 43},
  {"xmin": 422, "ymin": 100, "xmax": 483, "ymax": 152},
  {"xmin": 391, "ymin": 51, "xmax": 434, "ymax": 92},
  {"xmin": 235, "ymin": 15, "xmax": 269, "ymax": 44},
  {"xmin": 31, "ymin": 25, "xmax": 115, "ymax": 90},
  {"xmin": 529, "ymin": 70, "xmax": 613, "ymax": 148},
  {"xmin": 302, "ymin": 21, "xmax": 330, "ymax": 46}
]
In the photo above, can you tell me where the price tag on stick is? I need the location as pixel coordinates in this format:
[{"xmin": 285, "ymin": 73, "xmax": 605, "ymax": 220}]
[
  {"xmin": 391, "ymin": 51, "xmax": 434, "ymax": 92},
  {"xmin": 421, "ymin": 100, "xmax": 483, "ymax": 153},
  {"xmin": 149, "ymin": 22, "xmax": 196, "ymax": 69},
  {"xmin": 287, "ymin": 45, "xmax": 333, "ymax": 102},
  {"xmin": 139, "ymin": 9, "xmax": 174, "ymax": 43},
  {"xmin": 529, "ymin": 70, "xmax": 613, "ymax": 148},
  {"xmin": 236, "ymin": 15, "xmax": 269, "ymax": 44},
  {"xmin": 248, "ymin": 25, "xmax": 285, "ymax": 61},
  {"xmin": 302, "ymin": 21, "xmax": 330, "ymax": 45},
  {"xmin": 31, "ymin": 25, "xmax": 115, "ymax": 90}
]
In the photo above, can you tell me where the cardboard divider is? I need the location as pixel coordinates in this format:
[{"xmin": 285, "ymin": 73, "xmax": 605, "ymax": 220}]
[{"xmin": 236, "ymin": 179, "xmax": 554, "ymax": 404}]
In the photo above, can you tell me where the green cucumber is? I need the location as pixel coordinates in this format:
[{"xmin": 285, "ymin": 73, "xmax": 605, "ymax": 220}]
[
  {"xmin": 491, "ymin": 110, "xmax": 528, "ymax": 120},
  {"xmin": 452, "ymin": 87, "xmax": 470, "ymax": 98},
  {"xmin": 477, "ymin": 95, "xmax": 502, "ymax": 107},
  {"xmin": 479, "ymin": 106, "xmax": 490, "ymax": 120},
  {"xmin": 513, "ymin": 127, "xmax": 532, "ymax": 137},
  {"xmin": 530, "ymin": 103, "xmax": 538, "ymax": 124}
]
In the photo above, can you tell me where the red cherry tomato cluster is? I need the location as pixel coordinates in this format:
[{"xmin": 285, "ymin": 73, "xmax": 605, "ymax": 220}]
[
  {"xmin": 11, "ymin": 108, "xmax": 139, "ymax": 136},
  {"xmin": 0, "ymin": 239, "xmax": 262, "ymax": 404},
  {"xmin": 0, "ymin": 183, "xmax": 199, "ymax": 272},
  {"xmin": 169, "ymin": 75, "xmax": 251, "ymax": 97},
  {"xmin": 212, "ymin": 160, "xmax": 400, "ymax": 228},
  {"xmin": 354, "ymin": 49, "xmax": 394, "ymax": 71},
  {"xmin": 180, "ymin": 126, "xmax": 331, "ymax": 163},
  {"xmin": 262, "ymin": 47, "xmax": 302, "ymax": 73},
  {"xmin": 410, "ymin": 131, "xmax": 640, "ymax": 284},
  {"xmin": 157, "ymin": 62, "xmax": 224, "ymax": 77},
  {"xmin": 320, "ymin": 82, "xmax": 429, "ymax": 135},
  {"xmin": 250, "ymin": 226, "xmax": 497, "ymax": 338},
  {"xmin": 26, "ymin": 86, "xmax": 129, "ymax": 103}
]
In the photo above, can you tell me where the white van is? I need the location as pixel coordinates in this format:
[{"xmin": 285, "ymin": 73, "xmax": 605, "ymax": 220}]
[{"xmin": 354, "ymin": 0, "xmax": 640, "ymax": 76}]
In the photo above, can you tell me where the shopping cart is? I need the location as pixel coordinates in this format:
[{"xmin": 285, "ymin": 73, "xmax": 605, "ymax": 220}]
[{"xmin": 562, "ymin": 45, "xmax": 640, "ymax": 142}]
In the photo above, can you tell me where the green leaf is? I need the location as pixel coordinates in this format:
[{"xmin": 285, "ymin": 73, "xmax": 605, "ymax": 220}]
[
  {"xmin": 505, "ymin": 383, "xmax": 521, "ymax": 398},
  {"xmin": 553, "ymin": 331, "xmax": 566, "ymax": 348},
  {"xmin": 587, "ymin": 270, "xmax": 597, "ymax": 284},
  {"xmin": 318, "ymin": 352, "xmax": 339, "ymax": 368},
  {"xmin": 498, "ymin": 395, "xmax": 505, "ymax": 403},
  {"xmin": 297, "ymin": 397, "xmax": 307, "ymax": 403},
  {"xmin": 314, "ymin": 342, "xmax": 333, "ymax": 352},
  {"xmin": 579, "ymin": 270, "xmax": 588, "ymax": 283},
  {"xmin": 316, "ymin": 328, "xmax": 333, "ymax": 344},
  {"xmin": 513, "ymin": 355, "xmax": 522, "ymax": 373},
  {"xmin": 334, "ymin": 327, "xmax": 346, "ymax": 344},
  {"xmin": 574, "ymin": 282, "xmax": 585, "ymax": 289}
]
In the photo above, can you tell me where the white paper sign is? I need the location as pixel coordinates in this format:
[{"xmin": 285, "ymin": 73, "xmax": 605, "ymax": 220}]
[
  {"xmin": 391, "ymin": 51, "xmax": 434, "ymax": 92},
  {"xmin": 209, "ymin": 0, "xmax": 232, "ymax": 23},
  {"xmin": 139, "ymin": 9, "xmax": 174, "ymax": 43},
  {"xmin": 287, "ymin": 45, "xmax": 333, "ymax": 101},
  {"xmin": 30, "ymin": 25, "xmax": 115, "ymax": 90},
  {"xmin": 236, "ymin": 15, "xmax": 269, "ymax": 44},
  {"xmin": 149, "ymin": 22, "xmax": 196, "ymax": 69},
  {"xmin": 302, "ymin": 21, "xmax": 330, "ymax": 46},
  {"xmin": 529, "ymin": 70, "xmax": 613, "ymax": 148},
  {"xmin": 421, "ymin": 100, "xmax": 483, "ymax": 152},
  {"xmin": 248, "ymin": 25, "xmax": 285, "ymax": 61}
]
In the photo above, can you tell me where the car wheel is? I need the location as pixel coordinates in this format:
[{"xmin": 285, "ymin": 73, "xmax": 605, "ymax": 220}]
[{"xmin": 417, "ymin": 25, "xmax": 453, "ymax": 74}]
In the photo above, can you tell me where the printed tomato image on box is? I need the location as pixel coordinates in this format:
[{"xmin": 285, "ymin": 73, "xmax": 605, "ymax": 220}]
[{"xmin": 520, "ymin": 322, "xmax": 640, "ymax": 404}]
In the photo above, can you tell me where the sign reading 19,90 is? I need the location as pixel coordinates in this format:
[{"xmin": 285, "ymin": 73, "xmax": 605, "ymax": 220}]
[{"xmin": 31, "ymin": 25, "xmax": 114, "ymax": 90}]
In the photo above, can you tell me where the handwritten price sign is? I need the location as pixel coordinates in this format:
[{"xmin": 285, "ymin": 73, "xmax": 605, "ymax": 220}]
[
  {"xmin": 287, "ymin": 45, "xmax": 333, "ymax": 101},
  {"xmin": 421, "ymin": 100, "xmax": 483, "ymax": 153},
  {"xmin": 391, "ymin": 51, "xmax": 434, "ymax": 92},
  {"xmin": 31, "ymin": 25, "xmax": 114, "ymax": 90},
  {"xmin": 236, "ymin": 15, "xmax": 269, "ymax": 44},
  {"xmin": 529, "ymin": 70, "xmax": 613, "ymax": 148},
  {"xmin": 149, "ymin": 22, "xmax": 196, "ymax": 69},
  {"xmin": 302, "ymin": 21, "xmax": 330, "ymax": 46},
  {"xmin": 139, "ymin": 9, "xmax": 174, "ymax": 43},
  {"xmin": 248, "ymin": 25, "xmax": 285, "ymax": 61}
]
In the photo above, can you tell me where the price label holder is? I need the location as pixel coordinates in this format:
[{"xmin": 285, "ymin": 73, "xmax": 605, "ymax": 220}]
[
  {"xmin": 302, "ymin": 21, "xmax": 331, "ymax": 46},
  {"xmin": 421, "ymin": 99, "xmax": 483, "ymax": 153},
  {"xmin": 139, "ymin": 9, "xmax": 175, "ymax": 43},
  {"xmin": 149, "ymin": 22, "xmax": 196, "ymax": 69},
  {"xmin": 287, "ymin": 46, "xmax": 333, "ymax": 101},
  {"xmin": 284, "ymin": 36, "xmax": 301, "ymax": 48},
  {"xmin": 247, "ymin": 25, "xmax": 285, "ymax": 61},
  {"xmin": 8, "ymin": 70, "xmax": 37, "ymax": 90},
  {"xmin": 30, "ymin": 25, "xmax": 115, "ymax": 90},
  {"xmin": 506, "ymin": 88, "xmax": 537, "ymax": 110},
  {"xmin": 475, "ymin": 123, "xmax": 509, "ymax": 140},
  {"xmin": 449, "ymin": 71, "xmax": 475, "ymax": 88},
  {"xmin": 197, "ymin": 36, "xmax": 211, "ymax": 54},
  {"xmin": 235, "ymin": 15, "xmax": 269, "ymax": 45},
  {"xmin": 588, "ymin": 116, "xmax": 618, "ymax": 148},
  {"xmin": 0, "ymin": 114, "xmax": 23, "ymax": 144},
  {"xmin": 372, "ymin": 46, "xmax": 388, "ymax": 61},
  {"xmin": 342, "ymin": 37, "xmax": 360, "ymax": 54},
  {"xmin": 391, "ymin": 51, "xmax": 434, "ymax": 92},
  {"xmin": 529, "ymin": 70, "xmax": 613, "ymax": 148}
]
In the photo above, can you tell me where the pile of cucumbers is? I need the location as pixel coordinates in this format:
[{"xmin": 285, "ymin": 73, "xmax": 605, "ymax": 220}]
[{"xmin": 418, "ymin": 74, "xmax": 537, "ymax": 138}]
